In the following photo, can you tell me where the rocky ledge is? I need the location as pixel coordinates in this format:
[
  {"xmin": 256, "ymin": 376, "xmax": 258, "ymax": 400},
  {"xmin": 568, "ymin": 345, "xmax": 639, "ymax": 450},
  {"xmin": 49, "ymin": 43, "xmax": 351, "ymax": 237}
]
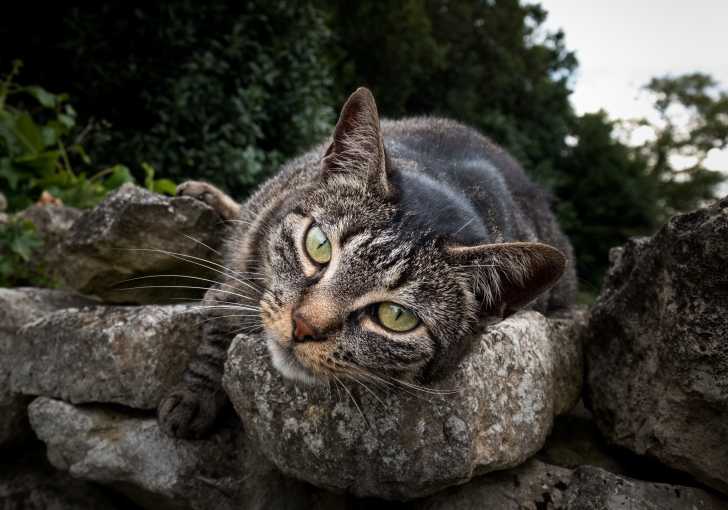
[
  {"xmin": 1, "ymin": 187, "xmax": 727, "ymax": 509},
  {"xmin": 224, "ymin": 311, "xmax": 584, "ymax": 499}
]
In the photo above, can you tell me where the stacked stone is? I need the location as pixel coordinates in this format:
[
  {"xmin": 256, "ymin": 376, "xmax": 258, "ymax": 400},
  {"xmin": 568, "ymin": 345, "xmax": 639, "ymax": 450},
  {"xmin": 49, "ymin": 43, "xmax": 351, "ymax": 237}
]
[{"xmin": 1, "ymin": 186, "xmax": 726, "ymax": 509}]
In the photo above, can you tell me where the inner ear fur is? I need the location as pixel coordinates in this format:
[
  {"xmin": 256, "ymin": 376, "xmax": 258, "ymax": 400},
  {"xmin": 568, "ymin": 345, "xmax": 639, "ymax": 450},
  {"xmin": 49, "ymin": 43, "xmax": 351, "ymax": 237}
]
[
  {"xmin": 323, "ymin": 87, "xmax": 390, "ymax": 194},
  {"xmin": 446, "ymin": 242, "xmax": 566, "ymax": 317}
]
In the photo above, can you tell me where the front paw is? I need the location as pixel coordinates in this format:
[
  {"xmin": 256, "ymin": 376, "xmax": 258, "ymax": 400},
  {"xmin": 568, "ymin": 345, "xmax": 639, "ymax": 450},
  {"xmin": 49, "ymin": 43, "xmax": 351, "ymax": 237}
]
[
  {"xmin": 176, "ymin": 181, "xmax": 240, "ymax": 220},
  {"xmin": 158, "ymin": 386, "xmax": 222, "ymax": 439}
]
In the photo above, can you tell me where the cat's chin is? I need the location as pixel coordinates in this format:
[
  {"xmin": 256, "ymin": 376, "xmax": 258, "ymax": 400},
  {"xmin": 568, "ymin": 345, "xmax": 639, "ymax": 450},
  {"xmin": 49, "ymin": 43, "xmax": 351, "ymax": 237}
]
[{"xmin": 266, "ymin": 335, "xmax": 325, "ymax": 386}]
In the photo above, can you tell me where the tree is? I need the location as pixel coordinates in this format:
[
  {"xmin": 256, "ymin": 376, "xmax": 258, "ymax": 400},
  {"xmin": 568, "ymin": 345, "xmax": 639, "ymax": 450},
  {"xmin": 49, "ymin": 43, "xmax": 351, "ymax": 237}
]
[
  {"xmin": 634, "ymin": 73, "xmax": 728, "ymax": 222},
  {"xmin": 555, "ymin": 112, "xmax": 658, "ymax": 287},
  {"xmin": 325, "ymin": 0, "xmax": 577, "ymax": 187}
]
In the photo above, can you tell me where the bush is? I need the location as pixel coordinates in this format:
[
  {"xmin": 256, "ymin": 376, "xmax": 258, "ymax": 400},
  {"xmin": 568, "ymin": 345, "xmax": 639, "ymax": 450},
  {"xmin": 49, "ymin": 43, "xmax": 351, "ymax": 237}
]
[{"xmin": 5, "ymin": 2, "xmax": 336, "ymax": 197}]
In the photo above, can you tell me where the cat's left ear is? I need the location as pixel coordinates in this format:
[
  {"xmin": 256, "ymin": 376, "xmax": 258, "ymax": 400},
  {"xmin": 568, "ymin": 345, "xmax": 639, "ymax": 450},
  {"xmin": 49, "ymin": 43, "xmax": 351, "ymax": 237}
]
[
  {"xmin": 446, "ymin": 242, "xmax": 566, "ymax": 317},
  {"xmin": 322, "ymin": 87, "xmax": 391, "ymax": 195}
]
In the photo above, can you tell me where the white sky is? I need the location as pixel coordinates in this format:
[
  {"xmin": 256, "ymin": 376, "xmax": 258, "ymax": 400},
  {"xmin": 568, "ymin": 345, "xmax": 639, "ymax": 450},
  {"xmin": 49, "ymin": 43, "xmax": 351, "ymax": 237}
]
[{"xmin": 537, "ymin": 0, "xmax": 728, "ymax": 185}]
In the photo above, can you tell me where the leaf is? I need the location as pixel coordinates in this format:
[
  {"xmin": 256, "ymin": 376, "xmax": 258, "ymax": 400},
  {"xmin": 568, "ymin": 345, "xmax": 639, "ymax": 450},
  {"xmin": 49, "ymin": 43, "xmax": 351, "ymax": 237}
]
[
  {"xmin": 15, "ymin": 113, "xmax": 44, "ymax": 153},
  {"xmin": 25, "ymin": 86, "xmax": 57, "ymax": 108},
  {"xmin": 152, "ymin": 178, "xmax": 177, "ymax": 195},
  {"xmin": 141, "ymin": 161, "xmax": 155, "ymax": 190},
  {"xmin": 103, "ymin": 165, "xmax": 134, "ymax": 190},
  {"xmin": 57, "ymin": 113, "xmax": 75, "ymax": 130}
]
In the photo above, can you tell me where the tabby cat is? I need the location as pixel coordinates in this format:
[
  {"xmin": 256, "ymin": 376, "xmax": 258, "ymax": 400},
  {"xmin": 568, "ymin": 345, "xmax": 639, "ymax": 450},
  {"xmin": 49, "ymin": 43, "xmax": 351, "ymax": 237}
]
[{"xmin": 158, "ymin": 87, "xmax": 576, "ymax": 438}]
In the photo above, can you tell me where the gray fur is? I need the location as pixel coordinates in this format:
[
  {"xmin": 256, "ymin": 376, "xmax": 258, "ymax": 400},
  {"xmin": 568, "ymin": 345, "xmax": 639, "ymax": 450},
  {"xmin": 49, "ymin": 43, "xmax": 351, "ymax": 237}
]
[{"xmin": 158, "ymin": 87, "xmax": 576, "ymax": 438}]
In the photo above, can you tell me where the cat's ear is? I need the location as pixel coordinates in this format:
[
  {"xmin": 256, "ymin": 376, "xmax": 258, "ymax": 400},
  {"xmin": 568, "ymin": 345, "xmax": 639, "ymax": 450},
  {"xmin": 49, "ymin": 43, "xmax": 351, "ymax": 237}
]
[
  {"xmin": 446, "ymin": 242, "xmax": 566, "ymax": 317},
  {"xmin": 322, "ymin": 87, "xmax": 390, "ymax": 194}
]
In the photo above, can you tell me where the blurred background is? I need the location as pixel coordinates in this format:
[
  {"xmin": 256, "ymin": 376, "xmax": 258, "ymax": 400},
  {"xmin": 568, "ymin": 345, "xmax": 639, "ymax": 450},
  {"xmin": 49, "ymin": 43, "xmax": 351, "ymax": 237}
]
[{"xmin": 1, "ymin": 0, "xmax": 726, "ymax": 296}]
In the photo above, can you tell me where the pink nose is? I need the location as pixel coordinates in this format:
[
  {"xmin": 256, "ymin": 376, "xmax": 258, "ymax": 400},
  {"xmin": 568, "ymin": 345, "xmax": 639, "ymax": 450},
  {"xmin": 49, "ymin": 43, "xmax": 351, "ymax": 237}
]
[{"xmin": 292, "ymin": 313, "xmax": 321, "ymax": 342}]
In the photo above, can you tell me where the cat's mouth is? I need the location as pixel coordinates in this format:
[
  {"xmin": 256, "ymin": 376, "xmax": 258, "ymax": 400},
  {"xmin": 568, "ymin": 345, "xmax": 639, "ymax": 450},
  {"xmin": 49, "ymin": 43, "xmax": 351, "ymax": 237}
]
[{"xmin": 265, "ymin": 334, "xmax": 330, "ymax": 385}]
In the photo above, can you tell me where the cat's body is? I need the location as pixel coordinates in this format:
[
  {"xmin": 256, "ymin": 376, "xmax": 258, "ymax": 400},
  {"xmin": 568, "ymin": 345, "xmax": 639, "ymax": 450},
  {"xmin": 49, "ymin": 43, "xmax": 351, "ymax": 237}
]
[{"xmin": 158, "ymin": 88, "xmax": 576, "ymax": 439}]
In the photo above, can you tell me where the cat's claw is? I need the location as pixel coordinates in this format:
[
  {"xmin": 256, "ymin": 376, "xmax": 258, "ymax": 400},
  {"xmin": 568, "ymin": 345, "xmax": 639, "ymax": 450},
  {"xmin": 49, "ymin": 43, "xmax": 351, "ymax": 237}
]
[
  {"xmin": 157, "ymin": 386, "xmax": 221, "ymax": 439},
  {"xmin": 176, "ymin": 180, "xmax": 241, "ymax": 220}
]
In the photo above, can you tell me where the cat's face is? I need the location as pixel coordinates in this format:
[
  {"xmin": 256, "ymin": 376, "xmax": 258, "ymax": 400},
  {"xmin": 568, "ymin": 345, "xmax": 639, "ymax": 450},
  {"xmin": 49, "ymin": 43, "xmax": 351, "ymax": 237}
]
[{"xmin": 256, "ymin": 88, "xmax": 565, "ymax": 385}]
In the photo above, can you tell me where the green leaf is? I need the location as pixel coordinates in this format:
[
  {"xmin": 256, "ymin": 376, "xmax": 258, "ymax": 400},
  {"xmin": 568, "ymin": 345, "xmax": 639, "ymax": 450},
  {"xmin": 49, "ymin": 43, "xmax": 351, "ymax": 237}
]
[
  {"xmin": 141, "ymin": 161, "xmax": 155, "ymax": 190},
  {"xmin": 57, "ymin": 113, "xmax": 75, "ymax": 130},
  {"xmin": 25, "ymin": 86, "xmax": 57, "ymax": 108},
  {"xmin": 15, "ymin": 113, "xmax": 44, "ymax": 153},
  {"xmin": 103, "ymin": 165, "xmax": 134, "ymax": 190},
  {"xmin": 152, "ymin": 178, "xmax": 177, "ymax": 195}
]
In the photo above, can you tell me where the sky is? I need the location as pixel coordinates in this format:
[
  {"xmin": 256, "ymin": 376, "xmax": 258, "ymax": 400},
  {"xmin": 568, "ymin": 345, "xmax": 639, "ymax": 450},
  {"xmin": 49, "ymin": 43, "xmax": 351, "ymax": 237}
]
[{"xmin": 537, "ymin": 0, "xmax": 728, "ymax": 183}]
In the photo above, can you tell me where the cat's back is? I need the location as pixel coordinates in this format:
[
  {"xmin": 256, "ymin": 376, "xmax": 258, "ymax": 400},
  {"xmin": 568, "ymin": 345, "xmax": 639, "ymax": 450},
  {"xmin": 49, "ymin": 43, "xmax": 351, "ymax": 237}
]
[{"xmin": 382, "ymin": 117, "xmax": 549, "ymax": 243}]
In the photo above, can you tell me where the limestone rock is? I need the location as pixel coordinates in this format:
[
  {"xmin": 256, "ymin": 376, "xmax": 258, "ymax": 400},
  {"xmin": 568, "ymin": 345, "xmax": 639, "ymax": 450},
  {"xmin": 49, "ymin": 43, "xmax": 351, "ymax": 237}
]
[
  {"xmin": 0, "ymin": 451, "xmax": 131, "ymax": 510},
  {"xmin": 224, "ymin": 310, "xmax": 584, "ymax": 500},
  {"xmin": 15, "ymin": 204, "xmax": 83, "ymax": 281},
  {"xmin": 55, "ymin": 183, "xmax": 228, "ymax": 304},
  {"xmin": 561, "ymin": 466, "xmax": 727, "ymax": 510},
  {"xmin": 9, "ymin": 304, "xmax": 203, "ymax": 410},
  {"xmin": 418, "ymin": 462, "xmax": 727, "ymax": 510},
  {"xmin": 0, "ymin": 288, "xmax": 96, "ymax": 447},
  {"xmin": 27, "ymin": 397, "xmax": 347, "ymax": 510},
  {"xmin": 585, "ymin": 196, "xmax": 728, "ymax": 494},
  {"xmin": 412, "ymin": 459, "xmax": 572, "ymax": 510}
]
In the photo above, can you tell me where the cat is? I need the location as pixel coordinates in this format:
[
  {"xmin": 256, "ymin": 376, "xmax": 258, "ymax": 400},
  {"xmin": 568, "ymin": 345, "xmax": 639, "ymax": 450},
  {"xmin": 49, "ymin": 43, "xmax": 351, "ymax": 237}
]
[{"xmin": 158, "ymin": 87, "xmax": 577, "ymax": 439}]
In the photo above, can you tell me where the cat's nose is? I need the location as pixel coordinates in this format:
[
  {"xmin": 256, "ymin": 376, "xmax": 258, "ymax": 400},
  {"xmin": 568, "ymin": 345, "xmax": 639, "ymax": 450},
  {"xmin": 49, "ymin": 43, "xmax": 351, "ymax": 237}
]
[{"xmin": 292, "ymin": 312, "xmax": 323, "ymax": 342}]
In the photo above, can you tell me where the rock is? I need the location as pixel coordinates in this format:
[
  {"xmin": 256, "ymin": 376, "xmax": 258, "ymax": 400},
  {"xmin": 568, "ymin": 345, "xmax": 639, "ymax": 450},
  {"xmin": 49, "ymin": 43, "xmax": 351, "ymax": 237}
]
[
  {"xmin": 0, "ymin": 449, "xmax": 132, "ymax": 510},
  {"xmin": 412, "ymin": 459, "xmax": 572, "ymax": 510},
  {"xmin": 561, "ymin": 466, "xmax": 727, "ymax": 510},
  {"xmin": 9, "ymin": 304, "xmax": 204, "ymax": 410},
  {"xmin": 585, "ymin": 196, "xmax": 728, "ymax": 494},
  {"xmin": 0, "ymin": 288, "xmax": 96, "ymax": 448},
  {"xmin": 27, "ymin": 397, "xmax": 348, "ymax": 510},
  {"xmin": 0, "ymin": 191, "xmax": 6, "ymax": 211},
  {"xmin": 536, "ymin": 401, "xmax": 627, "ymax": 475},
  {"xmin": 15, "ymin": 204, "xmax": 83, "ymax": 282},
  {"xmin": 417, "ymin": 462, "xmax": 727, "ymax": 510},
  {"xmin": 224, "ymin": 309, "xmax": 584, "ymax": 500},
  {"xmin": 55, "ymin": 183, "xmax": 228, "ymax": 304}
]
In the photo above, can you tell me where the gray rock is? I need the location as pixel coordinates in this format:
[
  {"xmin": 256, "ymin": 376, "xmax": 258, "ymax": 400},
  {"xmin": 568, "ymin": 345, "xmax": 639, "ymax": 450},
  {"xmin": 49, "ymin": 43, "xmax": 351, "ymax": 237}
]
[
  {"xmin": 0, "ymin": 288, "xmax": 96, "ymax": 448},
  {"xmin": 9, "ymin": 304, "xmax": 204, "ymax": 410},
  {"xmin": 55, "ymin": 183, "xmax": 228, "ymax": 304},
  {"xmin": 0, "ymin": 451, "xmax": 131, "ymax": 510},
  {"xmin": 413, "ymin": 459, "xmax": 572, "ymax": 510},
  {"xmin": 224, "ymin": 310, "xmax": 584, "ymax": 500},
  {"xmin": 561, "ymin": 466, "xmax": 727, "ymax": 510},
  {"xmin": 27, "ymin": 397, "xmax": 348, "ymax": 510},
  {"xmin": 418, "ymin": 462, "xmax": 727, "ymax": 510},
  {"xmin": 15, "ymin": 204, "xmax": 83, "ymax": 282},
  {"xmin": 585, "ymin": 196, "xmax": 728, "ymax": 494}
]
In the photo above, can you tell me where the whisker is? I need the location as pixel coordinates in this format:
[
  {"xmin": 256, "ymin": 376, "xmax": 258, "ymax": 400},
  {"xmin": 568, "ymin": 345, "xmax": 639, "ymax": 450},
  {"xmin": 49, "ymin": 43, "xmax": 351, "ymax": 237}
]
[
  {"xmin": 387, "ymin": 376, "xmax": 460, "ymax": 396},
  {"xmin": 182, "ymin": 233, "xmax": 222, "ymax": 256},
  {"xmin": 115, "ymin": 285, "xmax": 258, "ymax": 302},
  {"xmin": 333, "ymin": 374, "xmax": 370, "ymax": 429},
  {"xmin": 116, "ymin": 274, "xmax": 253, "ymax": 296},
  {"xmin": 121, "ymin": 248, "xmax": 261, "ymax": 295},
  {"xmin": 347, "ymin": 375, "xmax": 387, "ymax": 409}
]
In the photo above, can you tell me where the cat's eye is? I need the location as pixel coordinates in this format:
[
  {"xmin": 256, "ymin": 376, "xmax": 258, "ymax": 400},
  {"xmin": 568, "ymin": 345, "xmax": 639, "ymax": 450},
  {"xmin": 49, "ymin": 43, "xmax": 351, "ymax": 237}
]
[
  {"xmin": 305, "ymin": 224, "xmax": 332, "ymax": 264},
  {"xmin": 376, "ymin": 302, "xmax": 419, "ymax": 332}
]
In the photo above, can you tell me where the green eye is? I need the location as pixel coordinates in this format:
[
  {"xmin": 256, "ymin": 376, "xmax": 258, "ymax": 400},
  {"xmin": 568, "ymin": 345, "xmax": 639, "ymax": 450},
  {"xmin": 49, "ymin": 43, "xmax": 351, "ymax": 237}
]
[
  {"xmin": 305, "ymin": 225, "xmax": 332, "ymax": 264},
  {"xmin": 376, "ymin": 302, "xmax": 419, "ymax": 332}
]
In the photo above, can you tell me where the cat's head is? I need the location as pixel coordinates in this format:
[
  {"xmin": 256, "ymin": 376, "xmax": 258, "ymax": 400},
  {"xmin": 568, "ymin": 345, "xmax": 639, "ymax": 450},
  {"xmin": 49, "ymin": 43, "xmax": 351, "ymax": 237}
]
[{"xmin": 255, "ymin": 88, "xmax": 565, "ymax": 385}]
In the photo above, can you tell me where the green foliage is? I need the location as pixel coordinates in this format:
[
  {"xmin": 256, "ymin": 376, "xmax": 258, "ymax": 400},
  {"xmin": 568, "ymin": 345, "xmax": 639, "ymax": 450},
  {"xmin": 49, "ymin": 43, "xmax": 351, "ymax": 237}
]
[
  {"xmin": 0, "ymin": 61, "xmax": 136, "ymax": 211},
  {"xmin": 0, "ymin": 217, "xmax": 50, "ymax": 287},
  {"xmin": 326, "ymin": 0, "xmax": 577, "ymax": 186},
  {"xmin": 7, "ymin": 2, "xmax": 335, "ymax": 196},
  {"xmin": 0, "ymin": 63, "xmax": 177, "ymax": 213},
  {"xmin": 555, "ymin": 112, "xmax": 658, "ymax": 286}
]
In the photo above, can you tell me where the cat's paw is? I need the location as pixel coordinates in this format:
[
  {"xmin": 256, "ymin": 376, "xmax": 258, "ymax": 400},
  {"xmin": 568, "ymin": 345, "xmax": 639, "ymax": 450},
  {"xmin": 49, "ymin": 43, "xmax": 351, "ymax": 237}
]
[
  {"xmin": 157, "ymin": 386, "xmax": 222, "ymax": 439},
  {"xmin": 176, "ymin": 181, "xmax": 241, "ymax": 220}
]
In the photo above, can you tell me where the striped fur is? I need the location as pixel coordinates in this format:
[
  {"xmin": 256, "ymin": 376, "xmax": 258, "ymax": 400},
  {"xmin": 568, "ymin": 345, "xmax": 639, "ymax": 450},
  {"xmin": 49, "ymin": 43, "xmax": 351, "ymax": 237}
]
[{"xmin": 158, "ymin": 88, "xmax": 576, "ymax": 438}]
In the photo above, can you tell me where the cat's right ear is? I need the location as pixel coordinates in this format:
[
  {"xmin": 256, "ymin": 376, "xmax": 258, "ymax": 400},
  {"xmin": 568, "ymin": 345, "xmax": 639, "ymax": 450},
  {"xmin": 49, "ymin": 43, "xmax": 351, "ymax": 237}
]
[
  {"xmin": 322, "ymin": 87, "xmax": 391, "ymax": 195},
  {"xmin": 446, "ymin": 241, "xmax": 566, "ymax": 318}
]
